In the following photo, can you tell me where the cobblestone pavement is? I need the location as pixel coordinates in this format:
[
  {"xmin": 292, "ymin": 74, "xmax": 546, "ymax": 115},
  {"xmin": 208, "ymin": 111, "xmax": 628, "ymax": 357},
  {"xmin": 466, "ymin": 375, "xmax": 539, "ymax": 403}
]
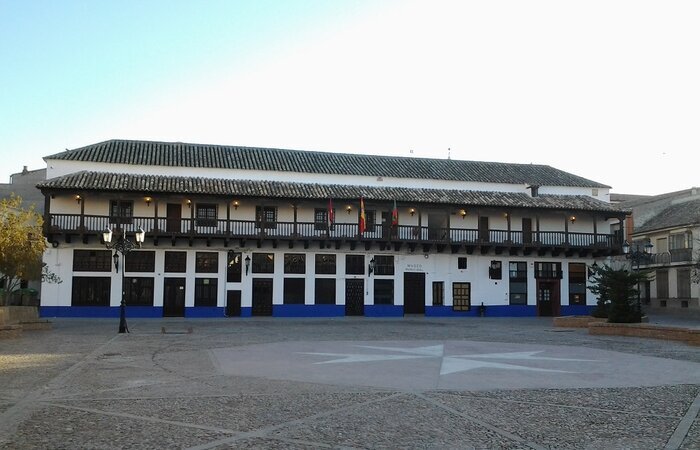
[{"xmin": 1, "ymin": 316, "xmax": 699, "ymax": 449}]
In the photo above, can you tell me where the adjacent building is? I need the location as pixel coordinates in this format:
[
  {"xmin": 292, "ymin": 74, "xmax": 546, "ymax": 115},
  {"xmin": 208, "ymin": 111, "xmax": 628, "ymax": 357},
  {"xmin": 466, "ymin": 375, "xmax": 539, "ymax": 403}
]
[
  {"xmin": 38, "ymin": 140, "xmax": 625, "ymax": 318},
  {"xmin": 620, "ymin": 188, "xmax": 700, "ymax": 313}
]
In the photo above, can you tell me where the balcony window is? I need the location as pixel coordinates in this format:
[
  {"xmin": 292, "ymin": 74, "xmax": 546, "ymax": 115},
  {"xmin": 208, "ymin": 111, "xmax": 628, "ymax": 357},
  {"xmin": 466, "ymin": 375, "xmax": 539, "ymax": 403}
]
[
  {"xmin": 196, "ymin": 203, "xmax": 217, "ymax": 227},
  {"xmin": 314, "ymin": 208, "xmax": 334, "ymax": 231},
  {"xmin": 255, "ymin": 206, "xmax": 277, "ymax": 229},
  {"xmin": 670, "ymin": 232, "xmax": 692, "ymax": 250},
  {"xmin": 110, "ymin": 200, "xmax": 133, "ymax": 225}
]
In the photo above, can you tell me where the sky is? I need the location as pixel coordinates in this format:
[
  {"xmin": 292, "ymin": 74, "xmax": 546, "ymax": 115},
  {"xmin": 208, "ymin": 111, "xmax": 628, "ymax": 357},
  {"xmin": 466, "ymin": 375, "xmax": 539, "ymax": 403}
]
[{"xmin": 1, "ymin": 0, "xmax": 698, "ymax": 195}]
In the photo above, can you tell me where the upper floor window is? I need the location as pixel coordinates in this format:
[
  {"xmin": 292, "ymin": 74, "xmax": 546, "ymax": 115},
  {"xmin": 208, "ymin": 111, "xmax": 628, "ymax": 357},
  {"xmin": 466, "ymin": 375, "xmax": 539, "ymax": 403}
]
[
  {"xmin": 255, "ymin": 206, "xmax": 277, "ymax": 229},
  {"xmin": 125, "ymin": 251, "xmax": 155, "ymax": 272},
  {"xmin": 73, "ymin": 250, "xmax": 112, "ymax": 272},
  {"xmin": 164, "ymin": 251, "xmax": 187, "ymax": 273},
  {"xmin": 345, "ymin": 255, "xmax": 365, "ymax": 275},
  {"xmin": 535, "ymin": 262, "xmax": 562, "ymax": 279},
  {"xmin": 362, "ymin": 210, "xmax": 376, "ymax": 232},
  {"xmin": 284, "ymin": 254, "xmax": 306, "ymax": 274},
  {"xmin": 373, "ymin": 255, "xmax": 394, "ymax": 276},
  {"xmin": 669, "ymin": 231, "xmax": 692, "ymax": 250},
  {"xmin": 227, "ymin": 251, "xmax": 242, "ymax": 282},
  {"xmin": 252, "ymin": 253, "xmax": 275, "ymax": 273},
  {"xmin": 196, "ymin": 203, "xmax": 217, "ymax": 227},
  {"xmin": 315, "ymin": 254, "xmax": 336, "ymax": 274},
  {"xmin": 110, "ymin": 200, "xmax": 133, "ymax": 224}
]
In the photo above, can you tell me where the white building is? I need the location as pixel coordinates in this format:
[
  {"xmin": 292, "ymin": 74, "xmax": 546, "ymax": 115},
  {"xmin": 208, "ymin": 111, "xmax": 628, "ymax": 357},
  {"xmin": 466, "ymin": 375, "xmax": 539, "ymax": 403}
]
[{"xmin": 38, "ymin": 140, "xmax": 625, "ymax": 318}]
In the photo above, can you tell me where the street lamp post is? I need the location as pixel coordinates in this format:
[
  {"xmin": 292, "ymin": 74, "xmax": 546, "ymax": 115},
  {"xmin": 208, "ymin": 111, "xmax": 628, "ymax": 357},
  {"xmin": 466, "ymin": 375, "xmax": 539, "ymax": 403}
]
[
  {"xmin": 103, "ymin": 226, "xmax": 145, "ymax": 333},
  {"xmin": 622, "ymin": 240, "xmax": 653, "ymax": 315}
]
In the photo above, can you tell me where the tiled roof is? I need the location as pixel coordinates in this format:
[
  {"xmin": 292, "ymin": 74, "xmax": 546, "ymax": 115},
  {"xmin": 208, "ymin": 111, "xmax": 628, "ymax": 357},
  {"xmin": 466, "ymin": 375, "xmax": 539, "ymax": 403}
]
[
  {"xmin": 38, "ymin": 171, "xmax": 624, "ymax": 215},
  {"xmin": 634, "ymin": 199, "xmax": 700, "ymax": 233},
  {"xmin": 45, "ymin": 139, "xmax": 610, "ymax": 188}
]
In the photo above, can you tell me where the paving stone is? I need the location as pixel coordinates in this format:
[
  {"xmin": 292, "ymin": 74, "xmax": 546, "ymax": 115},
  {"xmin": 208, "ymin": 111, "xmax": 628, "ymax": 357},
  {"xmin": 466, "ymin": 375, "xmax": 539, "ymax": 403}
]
[
  {"xmin": 61, "ymin": 392, "xmax": 393, "ymax": 432},
  {"xmin": 0, "ymin": 405, "xmax": 232, "ymax": 449},
  {"xmin": 680, "ymin": 417, "xmax": 700, "ymax": 450},
  {"xmin": 429, "ymin": 391, "xmax": 679, "ymax": 449},
  {"xmin": 271, "ymin": 394, "xmax": 522, "ymax": 449}
]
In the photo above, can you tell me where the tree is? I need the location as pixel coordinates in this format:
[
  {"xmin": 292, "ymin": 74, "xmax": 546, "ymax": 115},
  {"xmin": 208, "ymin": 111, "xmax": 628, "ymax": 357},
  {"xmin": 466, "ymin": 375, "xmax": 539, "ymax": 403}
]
[
  {"xmin": 0, "ymin": 195, "xmax": 59, "ymax": 305},
  {"xmin": 587, "ymin": 263, "xmax": 652, "ymax": 323}
]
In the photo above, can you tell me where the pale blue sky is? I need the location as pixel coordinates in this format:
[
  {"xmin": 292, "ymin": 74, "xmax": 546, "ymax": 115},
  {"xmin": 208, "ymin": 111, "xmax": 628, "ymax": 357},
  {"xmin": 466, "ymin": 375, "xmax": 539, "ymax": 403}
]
[{"xmin": 1, "ymin": 0, "xmax": 698, "ymax": 195}]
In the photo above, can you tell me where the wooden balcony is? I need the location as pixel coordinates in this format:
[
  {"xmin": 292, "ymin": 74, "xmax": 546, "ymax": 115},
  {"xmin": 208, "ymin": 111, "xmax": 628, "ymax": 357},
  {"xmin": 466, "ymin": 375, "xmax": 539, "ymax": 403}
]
[{"xmin": 46, "ymin": 213, "xmax": 621, "ymax": 256}]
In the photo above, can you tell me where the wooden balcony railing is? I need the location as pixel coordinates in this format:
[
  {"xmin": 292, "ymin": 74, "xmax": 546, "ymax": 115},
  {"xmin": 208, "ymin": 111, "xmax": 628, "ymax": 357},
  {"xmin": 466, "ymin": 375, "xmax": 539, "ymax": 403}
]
[{"xmin": 47, "ymin": 214, "xmax": 620, "ymax": 250}]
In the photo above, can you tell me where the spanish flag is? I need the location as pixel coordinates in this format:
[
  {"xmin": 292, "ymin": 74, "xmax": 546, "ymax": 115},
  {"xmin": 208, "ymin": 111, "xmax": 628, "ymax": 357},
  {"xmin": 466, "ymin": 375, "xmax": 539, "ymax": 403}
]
[
  {"xmin": 391, "ymin": 199, "xmax": 399, "ymax": 227},
  {"xmin": 359, "ymin": 196, "xmax": 366, "ymax": 234}
]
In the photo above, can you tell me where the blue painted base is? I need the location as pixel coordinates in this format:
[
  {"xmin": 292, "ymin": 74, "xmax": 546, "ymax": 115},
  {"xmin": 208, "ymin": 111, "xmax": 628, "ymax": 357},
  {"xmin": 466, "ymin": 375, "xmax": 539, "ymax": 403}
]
[
  {"xmin": 40, "ymin": 306, "xmax": 163, "ymax": 318},
  {"xmin": 560, "ymin": 305, "xmax": 595, "ymax": 316},
  {"xmin": 425, "ymin": 305, "xmax": 538, "ymax": 317},
  {"xmin": 186, "ymin": 307, "xmax": 226, "ymax": 318},
  {"xmin": 273, "ymin": 305, "xmax": 345, "ymax": 317},
  {"xmin": 364, "ymin": 305, "xmax": 403, "ymax": 317},
  {"xmin": 240, "ymin": 307, "xmax": 252, "ymax": 317}
]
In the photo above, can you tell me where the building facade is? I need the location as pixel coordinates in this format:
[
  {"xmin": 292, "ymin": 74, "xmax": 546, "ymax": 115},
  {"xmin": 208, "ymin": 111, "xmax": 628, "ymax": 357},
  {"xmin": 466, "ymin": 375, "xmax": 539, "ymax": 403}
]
[
  {"xmin": 38, "ymin": 140, "xmax": 625, "ymax": 318},
  {"xmin": 622, "ymin": 188, "xmax": 700, "ymax": 313}
]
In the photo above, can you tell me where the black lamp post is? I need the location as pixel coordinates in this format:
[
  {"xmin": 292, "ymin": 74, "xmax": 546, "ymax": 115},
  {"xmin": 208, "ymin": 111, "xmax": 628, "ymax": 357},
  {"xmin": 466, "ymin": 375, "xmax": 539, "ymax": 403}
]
[
  {"xmin": 103, "ymin": 226, "xmax": 145, "ymax": 333},
  {"xmin": 622, "ymin": 240, "xmax": 653, "ymax": 315}
]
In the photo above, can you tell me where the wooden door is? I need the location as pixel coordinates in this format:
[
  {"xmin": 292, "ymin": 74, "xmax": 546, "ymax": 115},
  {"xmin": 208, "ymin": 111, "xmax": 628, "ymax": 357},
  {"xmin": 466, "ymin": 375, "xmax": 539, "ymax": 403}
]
[
  {"xmin": 537, "ymin": 280, "xmax": 560, "ymax": 316},
  {"xmin": 252, "ymin": 278, "xmax": 273, "ymax": 316},
  {"xmin": 522, "ymin": 218, "xmax": 532, "ymax": 244},
  {"xmin": 345, "ymin": 279, "xmax": 364, "ymax": 316},
  {"xmin": 166, "ymin": 203, "xmax": 182, "ymax": 233},
  {"xmin": 226, "ymin": 290, "xmax": 241, "ymax": 317},
  {"xmin": 163, "ymin": 278, "xmax": 185, "ymax": 317},
  {"xmin": 479, "ymin": 216, "xmax": 490, "ymax": 242},
  {"xmin": 403, "ymin": 273, "xmax": 425, "ymax": 314}
]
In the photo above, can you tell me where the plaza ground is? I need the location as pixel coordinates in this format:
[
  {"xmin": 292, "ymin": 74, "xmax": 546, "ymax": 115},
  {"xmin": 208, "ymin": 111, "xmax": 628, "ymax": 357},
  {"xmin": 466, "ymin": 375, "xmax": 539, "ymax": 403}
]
[{"xmin": 1, "ymin": 316, "xmax": 699, "ymax": 449}]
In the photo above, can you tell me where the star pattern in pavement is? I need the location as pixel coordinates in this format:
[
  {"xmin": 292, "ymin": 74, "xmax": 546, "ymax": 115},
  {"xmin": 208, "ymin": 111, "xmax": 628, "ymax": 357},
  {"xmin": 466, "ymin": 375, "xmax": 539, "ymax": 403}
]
[{"xmin": 300, "ymin": 344, "xmax": 600, "ymax": 376}]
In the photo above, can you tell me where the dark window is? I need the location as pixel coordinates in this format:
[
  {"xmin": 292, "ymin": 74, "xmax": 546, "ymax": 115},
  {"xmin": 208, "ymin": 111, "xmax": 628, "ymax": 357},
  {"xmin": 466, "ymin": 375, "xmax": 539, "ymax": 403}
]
[
  {"xmin": 283, "ymin": 278, "xmax": 305, "ymax": 304},
  {"xmin": 125, "ymin": 251, "xmax": 155, "ymax": 272},
  {"xmin": 432, "ymin": 281, "xmax": 444, "ymax": 306},
  {"xmin": 345, "ymin": 255, "xmax": 365, "ymax": 275},
  {"xmin": 71, "ymin": 277, "xmax": 110, "ymax": 306},
  {"xmin": 568, "ymin": 263, "xmax": 587, "ymax": 305},
  {"xmin": 284, "ymin": 254, "xmax": 306, "ymax": 274},
  {"xmin": 457, "ymin": 257, "xmax": 467, "ymax": 270},
  {"xmin": 20, "ymin": 279, "xmax": 28, "ymax": 289},
  {"xmin": 196, "ymin": 203, "xmax": 217, "ymax": 227},
  {"xmin": 110, "ymin": 200, "xmax": 133, "ymax": 225},
  {"xmin": 489, "ymin": 261, "xmax": 502, "ymax": 279},
  {"xmin": 535, "ymin": 262, "xmax": 562, "ymax": 279},
  {"xmin": 195, "ymin": 252, "xmax": 218, "ymax": 273},
  {"xmin": 252, "ymin": 253, "xmax": 275, "ymax": 273},
  {"xmin": 227, "ymin": 251, "xmax": 242, "ymax": 282},
  {"xmin": 315, "ymin": 279, "xmax": 336, "ymax": 304},
  {"xmin": 677, "ymin": 269, "xmax": 691, "ymax": 298},
  {"xmin": 374, "ymin": 279, "xmax": 394, "ymax": 305},
  {"xmin": 124, "ymin": 277, "xmax": 154, "ymax": 306},
  {"xmin": 315, "ymin": 208, "xmax": 333, "ymax": 231},
  {"xmin": 373, "ymin": 255, "xmax": 394, "ymax": 276},
  {"xmin": 73, "ymin": 250, "xmax": 112, "ymax": 272},
  {"xmin": 509, "ymin": 262, "xmax": 528, "ymax": 305},
  {"xmin": 315, "ymin": 254, "xmax": 336, "ymax": 274},
  {"xmin": 195, "ymin": 278, "xmax": 218, "ymax": 306},
  {"xmin": 164, "ymin": 251, "xmax": 187, "ymax": 272},
  {"xmin": 656, "ymin": 270, "xmax": 669, "ymax": 298},
  {"xmin": 255, "ymin": 206, "xmax": 277, "ymax": 229},
  {"xmin": 452, "ymin": 282, "xmax": 471, "ymax": 311}
]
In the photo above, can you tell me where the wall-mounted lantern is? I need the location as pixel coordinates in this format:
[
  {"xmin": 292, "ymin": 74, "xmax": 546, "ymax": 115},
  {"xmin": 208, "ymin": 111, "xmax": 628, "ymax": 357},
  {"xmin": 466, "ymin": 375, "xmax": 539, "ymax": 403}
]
[
  {"xmin": 570, "ymin": 215, "xmax": 576, "ymax": 224},
  {"xmin": 75, "ymin": 194, "xmax": 82, "ymax": 204},
  {"xmin": 409, "ymin": 208, "xmax": 416, "ymax": 217},
  {"xmin": 346, "ymin": 205, "xmax": 352, "ymax": 214},
  {"xmin": 244, "ymin": 255, "xmax": 251, "ymax": 275},
  {"xmin": 186, "ymin": 199, "xmax": 192, "ymax": 209},
  {"xmin": 232, "ymin": 200, "xmax": 240, "ymax": 210},
  {"xmin": 144, "ymin": 196, "xmax": 152, "ymax": 206},
  {"xmin": 368, "ymin": 257, "xmax": 375, "ymax": 276},
  {"xmin": 459, "ymin": 209, "xmax": 467, "ymax": 219}
]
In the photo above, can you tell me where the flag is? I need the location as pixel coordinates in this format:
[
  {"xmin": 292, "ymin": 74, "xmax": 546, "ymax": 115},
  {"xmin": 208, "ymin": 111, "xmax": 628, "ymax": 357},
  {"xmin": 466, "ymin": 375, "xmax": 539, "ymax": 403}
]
[
  {"xmin": 327, "ymin": 198, "xmax": 334, "ymax": 229},
  {"xmin": 391, "ymin": 199, "xmax": 399, "ymax": 227},
  {"xmin": 359, "ymin": 197, "xmax": 366, "ymax": 234}
]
